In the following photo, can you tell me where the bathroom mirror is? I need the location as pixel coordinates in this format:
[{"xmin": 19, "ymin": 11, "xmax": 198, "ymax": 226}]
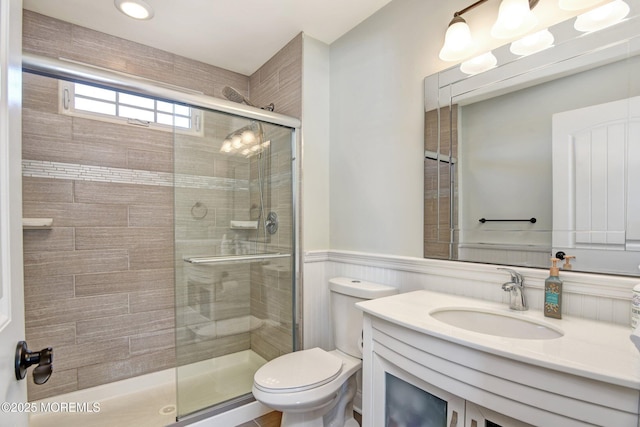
[{"xmin": 424, "ymin": 3, "xmax": 640, "ymax": 276}]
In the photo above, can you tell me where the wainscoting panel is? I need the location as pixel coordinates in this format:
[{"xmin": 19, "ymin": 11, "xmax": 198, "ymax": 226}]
[{"xmin": 303, "ymin": 250, "xmax": 637, "ymax": 350}]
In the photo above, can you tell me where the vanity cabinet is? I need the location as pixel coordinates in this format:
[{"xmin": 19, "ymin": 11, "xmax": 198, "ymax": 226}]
[{"xmin": 358, "ymin": 291, "xmax": 640, "ymax": 427}]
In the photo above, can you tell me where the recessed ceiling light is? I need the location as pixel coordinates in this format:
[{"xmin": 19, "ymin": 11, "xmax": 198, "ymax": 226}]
[{"xmin": 115, "ymin": 0, "xmax": 154, "ymax": 20}]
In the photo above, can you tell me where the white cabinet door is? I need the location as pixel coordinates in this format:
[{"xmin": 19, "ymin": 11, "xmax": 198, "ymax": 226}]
[
  {"xmin": 371, "ymin": 352, "xmax": 465, "ymax": 427},
  {"xmin": 0, "ymin": 0, "xmax": 27, "ymax": 425}
]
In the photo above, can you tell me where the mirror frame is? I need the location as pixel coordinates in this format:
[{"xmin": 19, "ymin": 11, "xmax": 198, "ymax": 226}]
[{"xmin": 424, "ymin": 7, "xmax": 640, "ymax": 276}]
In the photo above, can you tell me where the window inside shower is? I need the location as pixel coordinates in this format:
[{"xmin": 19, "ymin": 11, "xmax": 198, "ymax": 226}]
[
  {"xmin": 58, "ymin": 81, "xmax": 203, "ymax": 135},
  {"xmin": 173, "ymin": 109, "xmax": 296, "ymax": 418}
]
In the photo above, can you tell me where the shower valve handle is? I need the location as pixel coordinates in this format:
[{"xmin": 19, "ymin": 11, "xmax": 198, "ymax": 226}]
[{"xmin": 15, "ymin": 341, "xmax": 54, "ymax": 385}]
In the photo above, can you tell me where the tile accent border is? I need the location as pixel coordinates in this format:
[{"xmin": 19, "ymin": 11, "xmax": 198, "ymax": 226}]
[{"xmin": 22, "ymin": 159, "xmax": 246, "ymax": 190}]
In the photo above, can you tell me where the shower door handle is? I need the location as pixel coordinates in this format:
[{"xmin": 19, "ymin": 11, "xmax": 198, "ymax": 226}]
[{"xmin": 15, "ymin": 341, "xmax": 53, "ymax": 385}]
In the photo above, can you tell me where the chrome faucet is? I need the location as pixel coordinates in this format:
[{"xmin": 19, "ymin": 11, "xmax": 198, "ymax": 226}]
[{"xmin": 498, "ymin": 268, "xmax": 527, "ymax": 311}]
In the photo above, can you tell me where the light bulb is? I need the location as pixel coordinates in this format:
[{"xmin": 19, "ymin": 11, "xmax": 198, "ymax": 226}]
[
  {"xmin": 439, "ymin": 16, "xmax": 477, "ymax": 62},
  {"xmin": 221, "ymin": 140, "xmax": 232, "ymax": 153},
  {"xmin": 241, "ymin": 130, "xmax": 257, "ymax": 145},
  {"xmin": 460, "ymin": 52, "xmax": 498, "ymax": 75},
  {"xmin": 491, "ymin": 0, "xmax": 538, "ymax": 39},
  {"xmin": 574, "ymin": 0, "xmax": 630, "ymax": 32},
  {"xmin": 510, "ymin": 29, "xmax": 554, "ymax": 56},
  {"xmin": 231, "ymin": 135, "xmax": 243, "ymax": 149}
]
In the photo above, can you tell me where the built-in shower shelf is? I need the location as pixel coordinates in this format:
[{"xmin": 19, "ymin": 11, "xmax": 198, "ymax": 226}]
[
  {"xmin": 22, "ymin": 218, "xmax": 53, "ymax": 229},
  {"xmin": 230, "ymin": 220, "xmax": 258, "ymax": 230},
  {"xmin": 183, "ymin": 253, "xmax": 290, "ymax": 265}
]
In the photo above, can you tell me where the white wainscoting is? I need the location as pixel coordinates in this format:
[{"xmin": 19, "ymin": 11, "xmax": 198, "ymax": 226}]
[{"xmin": 303, "ymin": 250, "xmax": 638, "ymax": 350}]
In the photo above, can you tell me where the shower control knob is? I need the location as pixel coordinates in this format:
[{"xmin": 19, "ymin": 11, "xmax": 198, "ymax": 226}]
[{"xmin": 15, "ymin": 341, "xmax": 53, "ymax": 385}]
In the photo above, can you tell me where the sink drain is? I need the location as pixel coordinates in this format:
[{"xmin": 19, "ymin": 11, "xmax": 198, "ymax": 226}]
[{"xmin": 159, "ymin": 405, "xmax": 176, "ymax": 415}]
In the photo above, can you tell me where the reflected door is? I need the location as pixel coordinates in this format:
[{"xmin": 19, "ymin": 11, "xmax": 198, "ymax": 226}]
[{"xmin": 553, "ymin": 96, "xmax": 640, "ymax": 275}]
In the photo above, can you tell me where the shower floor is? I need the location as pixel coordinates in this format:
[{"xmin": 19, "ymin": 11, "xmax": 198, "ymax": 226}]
[{"xmin": 28, "ymin": 350, "xmax": 267, "ymax": 427}]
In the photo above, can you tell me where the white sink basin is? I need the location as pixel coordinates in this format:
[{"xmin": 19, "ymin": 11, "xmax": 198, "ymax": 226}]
[{"xmin": 430, "ymin": 308, "xmax": 564, "ymax": 340}]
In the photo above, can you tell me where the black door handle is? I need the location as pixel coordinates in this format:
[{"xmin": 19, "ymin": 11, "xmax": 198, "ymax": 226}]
[{"xmin": 15, "ymin": 341, "xmax": 53, "ymax": 385}]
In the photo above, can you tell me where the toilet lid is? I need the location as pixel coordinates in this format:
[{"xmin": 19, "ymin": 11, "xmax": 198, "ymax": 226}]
[{"xmin": 254, "ymin": 348, "xmax": 343, "ymax": 393}]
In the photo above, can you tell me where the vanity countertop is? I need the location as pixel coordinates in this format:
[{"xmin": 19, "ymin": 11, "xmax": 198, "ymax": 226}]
[{"xmin": 357, "ymin": 290, "xmax": 640, "ymax": 389}]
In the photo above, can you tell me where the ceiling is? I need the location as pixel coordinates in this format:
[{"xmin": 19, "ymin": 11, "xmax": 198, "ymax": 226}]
[{"xmin": 23, "ymin": 0, "xmax": 393, "ymax": 76}]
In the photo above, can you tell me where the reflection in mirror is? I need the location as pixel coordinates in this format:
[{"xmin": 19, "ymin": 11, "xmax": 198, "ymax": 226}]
[{"xmin": 424, "ymin": 3, "xmax": 640, "ymax": 276}]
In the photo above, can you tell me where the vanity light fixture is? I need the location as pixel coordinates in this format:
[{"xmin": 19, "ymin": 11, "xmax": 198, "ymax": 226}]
[
  {"xmin": 114, "ymin": 0, "xmax": 154, "ymax": 20},
  {"xmin": 574, "ymin": 0, "xmax": 630, "ymax": 32},
  {"xmin": 510, "ymin": 28, "xmax": 554, "ymax": 56},
  {"xmin": 439, "ymin": 0, "xmax": 539, "ymax": 62},
  {"xmin": 460, "ymin": 51, "xmax": 498, "ymax": 75}
]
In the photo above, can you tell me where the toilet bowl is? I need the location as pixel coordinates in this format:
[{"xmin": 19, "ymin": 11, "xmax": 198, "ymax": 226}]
[{"xmin": 252, "ymin": 277, "xmax": 398, "ymax": 427}]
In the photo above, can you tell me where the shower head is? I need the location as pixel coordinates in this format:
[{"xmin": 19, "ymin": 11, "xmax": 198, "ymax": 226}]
[
  {"xmin": 222, "ymin": 86, "xmax": 275, "ymax": 111},
  {"xmin": 222, "ymin": 86, "xmax": 254, "ymax": 106}
]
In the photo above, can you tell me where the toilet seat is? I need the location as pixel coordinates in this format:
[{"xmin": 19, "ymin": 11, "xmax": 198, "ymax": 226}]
[{"xmin": 254, "ymin": 348, "xmax": 343, "ymax": 393}]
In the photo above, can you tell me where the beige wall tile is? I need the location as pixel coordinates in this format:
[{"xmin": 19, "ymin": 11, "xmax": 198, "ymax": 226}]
[
  {"xmin": 22, "ymin": 11, "xmax": 73, "ymax": 60},
  {"xmin": 129, "ymin": 289, "xmax": 175, "ymax": 313},
  {"xmin": 53, "ymin": 338, "xmax": 130, "ymax": 371},
  {"xmin": 130, "ymin": 329, "xmax": 176, "ymax": 356},
  {"xmin": 27, "ymin": 369, "xmax": 77, "ymax": 402},
  {"xmin": 23, "ymin": 249, "xmax": 129, "ymax": 277},
  {"xmin": 76, "ymin": 309, "xmax": 174, "ymax": 344},
  {"xmin": 128, "ymin": 205, "xmax": 173, "ymax": 228},
  {"xmin": 23, "ymin": 73, "xmax": 59, "ymax": 113},
  {"xmin": 22, "ymin": 274, "xmax": 74, "ymax": 304},
  {"xmin": 23, "ymin": 227, "xmax": 74, "ymax": 253},
  {"xmin": 23, "ymin": 201, "xmax": 129, "ymax": 227},
  {"xmin": 176, "ymin": 333, "xmax": 250, "ymax": 366},
  {"xmin": 75, "ymin": 268, "xmax": 174, "ymax": 296},
  {"xmin": 73, "ymin": 181, "xmax": 173, "ymax": 206},
  {"xmin": 23, "ymin": 177, "xmax": 73, "ymax": 203},
  {"xmin": 77, "ymin": 350, "xmax": 176, "ymax": 390},
  {"xmin": 26, "ymin": 322, "xmax": 76, "ymax": 351},
  {"xmin": 26, "ymin": 294, "xmax": 129, "ymax": 328}
]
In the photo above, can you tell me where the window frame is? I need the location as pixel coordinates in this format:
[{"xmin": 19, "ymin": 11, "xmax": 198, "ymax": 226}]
[{"xmin": 58, "ymin": 81, "xmax": 203, "ymax": 136}]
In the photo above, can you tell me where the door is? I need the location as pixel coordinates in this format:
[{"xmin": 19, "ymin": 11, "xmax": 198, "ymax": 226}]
[
  {"xmin": 552, "ymin": 96, "xmax": 640, "ymax": 275},
  {"xmin": 0, "ymin": 0, "xmax": 27, "ymax": 425}
]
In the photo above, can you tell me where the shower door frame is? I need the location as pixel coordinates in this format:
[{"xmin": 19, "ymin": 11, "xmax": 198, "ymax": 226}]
[{"xmin": 21, "ymin": 52, "xmax": 303, "ymax": 421}]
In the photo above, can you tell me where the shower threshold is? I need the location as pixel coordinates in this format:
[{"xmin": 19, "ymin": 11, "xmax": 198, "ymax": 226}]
[{"xmin": 28, "ymin": 350, "xmax": 266, "ymax": 427}]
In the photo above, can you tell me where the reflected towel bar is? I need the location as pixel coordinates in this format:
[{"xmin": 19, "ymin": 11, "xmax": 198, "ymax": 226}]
[
  {"xmin": 479, "ymin": 218, "xmax": 537, "ymax": 223},
  {"xmin": 184, "ymin": 253, "xmax": 291, "ymax": 264}
]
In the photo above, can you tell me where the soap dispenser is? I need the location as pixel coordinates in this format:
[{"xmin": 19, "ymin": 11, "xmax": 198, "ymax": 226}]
[
  {"xmin": 544, "ymin": 258, "xmax": 563, "ymax": 319},
  {"xmin": 562, "ymin": 255, "xmax": 575, "ymax": 271}
]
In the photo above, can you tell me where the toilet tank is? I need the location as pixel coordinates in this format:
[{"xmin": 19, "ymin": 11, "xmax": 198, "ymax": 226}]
[{"xmin": 329, "ymin": 277, "xmax": 398, "ymax": 358}]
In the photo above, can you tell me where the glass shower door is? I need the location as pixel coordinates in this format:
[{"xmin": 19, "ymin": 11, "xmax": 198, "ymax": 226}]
[{"xmin": 173, "ymin": 107, "xmax": 295, "ymax": 418}]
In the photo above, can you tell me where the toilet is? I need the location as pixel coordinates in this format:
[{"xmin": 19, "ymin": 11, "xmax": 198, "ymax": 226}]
[{"xmin": 252, "ymin": 277, "xmax": 398, "ymax": 427}]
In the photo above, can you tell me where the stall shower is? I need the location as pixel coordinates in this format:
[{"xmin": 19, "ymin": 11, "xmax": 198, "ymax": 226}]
[{"xmin": 21, "ymin": 51, "xmax": 298, "ymax": 425}]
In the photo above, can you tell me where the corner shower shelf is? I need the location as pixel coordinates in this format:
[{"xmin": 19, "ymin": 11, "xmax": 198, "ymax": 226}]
[
  {"xmin": 183, "ymin": 253, "xmax": 291, "ymax": 265},
  {"xmin": 22, "ymin": 218, "xmax": 54, "ymax": 230},
  {"xmin": 230, "ymin": 220, "xmax": 258, "ymax": 230}
]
